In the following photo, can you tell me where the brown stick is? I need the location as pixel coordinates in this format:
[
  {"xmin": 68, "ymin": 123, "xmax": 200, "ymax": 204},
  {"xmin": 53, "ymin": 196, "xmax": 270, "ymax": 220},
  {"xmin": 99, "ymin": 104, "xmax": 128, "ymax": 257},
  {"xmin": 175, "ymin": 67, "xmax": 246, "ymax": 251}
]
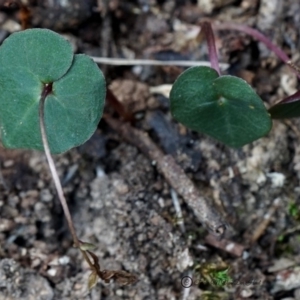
[
  {"xmin": 246, "ymin": 198, "xmax": 281, "ymax": 244},
  {"xmin": 104, "ymin": 114, "xmax": 227, "ymax": 238},
  {"xmin": 204, "ymin": 234, "xmax": 245, "ymax": 257}
]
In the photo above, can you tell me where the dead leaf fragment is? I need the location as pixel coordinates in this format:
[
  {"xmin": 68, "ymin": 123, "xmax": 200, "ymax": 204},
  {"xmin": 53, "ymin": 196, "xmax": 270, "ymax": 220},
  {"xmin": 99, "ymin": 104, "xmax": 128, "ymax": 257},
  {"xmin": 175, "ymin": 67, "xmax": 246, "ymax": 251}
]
[
  {"xmin": 101, "ymin": 269, "xmax": 138, "ymax": 286},
  {"xmin": 78, "ymin": 241, "xmax": 97, "ymax": 251},
  {"xmin": 88, "ymin": 271, "xmax": 98, "ymax": 290}
]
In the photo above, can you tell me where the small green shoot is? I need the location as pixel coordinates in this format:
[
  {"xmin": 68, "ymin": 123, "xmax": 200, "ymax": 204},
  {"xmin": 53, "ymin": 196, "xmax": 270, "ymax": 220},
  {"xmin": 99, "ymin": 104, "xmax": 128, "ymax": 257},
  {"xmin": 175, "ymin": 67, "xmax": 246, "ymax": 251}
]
[
  {"xmin": 288, "ymin": 202, "xmax": 300, "ymax": 220},
  {"xmin": 194, "ymin": 261, "xmax": 232, "ymax": 289},
  {"xmin": 277, "ymin": 234, "xmax": 285, "ymax": 242},
  {"xmin": 211, "ymin": 268, "xmax": 232, "ymax": 287}
]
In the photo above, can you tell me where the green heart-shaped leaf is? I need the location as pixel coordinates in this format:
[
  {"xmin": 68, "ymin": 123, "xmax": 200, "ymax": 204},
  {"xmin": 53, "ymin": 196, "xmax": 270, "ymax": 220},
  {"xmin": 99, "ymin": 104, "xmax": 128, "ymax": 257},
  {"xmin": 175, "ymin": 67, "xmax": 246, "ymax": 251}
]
[
  {"xmin": 0, "ymin": 29, "xmax": 105, "ymax": 154},
  {"xmin": 170, "ymin": 66, "xmax": 272, "ymax": 147},
  {"xmin": 44, "ymin": 54, "xmax": 105, "ymax": 154},
  {"xmin": 0, "ymin": 28, "xmax": 73, "ymax": 83}
]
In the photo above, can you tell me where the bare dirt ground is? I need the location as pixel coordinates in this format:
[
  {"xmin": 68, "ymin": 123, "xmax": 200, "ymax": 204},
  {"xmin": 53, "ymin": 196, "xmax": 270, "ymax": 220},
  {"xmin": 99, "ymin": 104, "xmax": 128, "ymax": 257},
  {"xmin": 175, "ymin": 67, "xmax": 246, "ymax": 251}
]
[{"xmin": 1, "ymin": 1, "xmax": 300, "ymax": 299}]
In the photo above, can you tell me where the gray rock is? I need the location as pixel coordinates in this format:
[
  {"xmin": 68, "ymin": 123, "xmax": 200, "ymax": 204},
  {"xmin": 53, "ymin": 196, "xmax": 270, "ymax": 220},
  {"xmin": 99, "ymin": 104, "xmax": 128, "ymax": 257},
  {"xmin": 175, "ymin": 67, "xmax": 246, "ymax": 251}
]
[{"xmin": 0, "ymin": 259, "xmax": 54, "ymax": 300}]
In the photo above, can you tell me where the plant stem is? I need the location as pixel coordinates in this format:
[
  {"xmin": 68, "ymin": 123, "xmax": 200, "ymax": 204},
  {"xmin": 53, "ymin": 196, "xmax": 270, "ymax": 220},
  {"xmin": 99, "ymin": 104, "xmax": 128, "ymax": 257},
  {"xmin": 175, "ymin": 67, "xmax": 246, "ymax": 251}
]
[
  {"xmin": 276, "ymin": 90, "xmax": 300, "ymax": 104},
  {"xmin": 90, "ymin": 56, "xmax": 229, "ymax": 70},
  {"xmin": 201, "ymin": 21, "xmax": 221, "ymax": 75},
  {"xmin": 213, "ymin": 22, "xmax": 300, "ymax": 78},
  {"xmin": 38, "ymin": 84, "xmax": 94, "ymax": 270}
]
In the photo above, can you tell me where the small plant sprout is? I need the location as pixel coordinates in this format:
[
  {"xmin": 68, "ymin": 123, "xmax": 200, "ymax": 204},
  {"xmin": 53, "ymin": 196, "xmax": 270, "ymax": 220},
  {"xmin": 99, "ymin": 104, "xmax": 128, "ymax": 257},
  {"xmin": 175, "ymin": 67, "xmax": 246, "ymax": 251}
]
[
  {"xmin": 288, "ymin": 202, "xmax": 300, "ymax": 220},
  {"xmin": 170, "ymin": 21, "xmax": 300, "ymax": 148},
  {"xmin": 211, "ymin": 268, "xmax": 232, "ymax": 288},
  {"xmin": 0, "ymin": 28, "xmax": 136, "ymax": 288},
  {"xmin": 194, "ymin": 261, "xmax": 232, "ymax": 288}
]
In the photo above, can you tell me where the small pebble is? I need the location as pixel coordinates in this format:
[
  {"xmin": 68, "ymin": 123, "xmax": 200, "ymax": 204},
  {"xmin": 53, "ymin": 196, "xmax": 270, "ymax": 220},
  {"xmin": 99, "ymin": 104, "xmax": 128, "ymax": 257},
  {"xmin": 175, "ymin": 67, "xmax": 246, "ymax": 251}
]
[
  {"xmin": 47, "ymin": 268, "xmax": 57, "ymax": 277},
  {"xmin": 113, "ymin": 179, "xmax": 129, "ymax": 195},
  {"xmin": 1, "ymin": 19, "xmax": 21, "ymax": 32},
  {"xmin": 3, "ymin": 160, "xmax": 14, "ymax": 168},
  {"xmin": 240, "ymin": 288, "xmax": 253, "ymax": 298},
  {"xmin": 0, "ymin": 219, "xmax": 15, "ymax": 232}
]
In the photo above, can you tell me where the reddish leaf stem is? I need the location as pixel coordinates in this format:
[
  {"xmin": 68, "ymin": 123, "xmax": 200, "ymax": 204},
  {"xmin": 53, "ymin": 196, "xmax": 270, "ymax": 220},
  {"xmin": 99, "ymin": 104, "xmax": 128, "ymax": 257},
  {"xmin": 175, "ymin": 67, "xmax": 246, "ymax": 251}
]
[
  {"xmin": 277, "ymin": 90, "xmax": 300, "ymax": 104},
  {"xmin": 38, "ymin": 85, "xmax": 138, "ymax": 287},
  {"xmin": 202, "ymin": 22, "xmax": 221, "ymax": 75},
  {"xmin": 213, "ymin": 22, "xmax": 300, "ymax": 78},
  {"xmin": 38, "ymin": 84, "xmax": 94, "ymax": 270},
  {"xmin": 39, "ymin": 84, "xmax": 79, "ymax": 248}
]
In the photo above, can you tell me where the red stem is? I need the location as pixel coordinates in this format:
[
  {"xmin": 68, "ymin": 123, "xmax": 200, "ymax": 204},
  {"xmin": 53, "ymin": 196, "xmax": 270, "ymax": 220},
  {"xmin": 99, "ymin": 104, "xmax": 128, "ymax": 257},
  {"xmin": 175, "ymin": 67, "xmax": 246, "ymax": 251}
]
[
  {"xmin": 202, "ymin": 22, "xmax": 221, "ymax": 75},
  {"xmin": 213, "ymin": 22, "xmax": 300, "ymax": 79},
  {"xmin": 39, "ymin": 84, "xmax": 95, "ymax": 271},
  {"xmin": 275, "ymin": 90, "xmax": 300, "ymax": 105}
]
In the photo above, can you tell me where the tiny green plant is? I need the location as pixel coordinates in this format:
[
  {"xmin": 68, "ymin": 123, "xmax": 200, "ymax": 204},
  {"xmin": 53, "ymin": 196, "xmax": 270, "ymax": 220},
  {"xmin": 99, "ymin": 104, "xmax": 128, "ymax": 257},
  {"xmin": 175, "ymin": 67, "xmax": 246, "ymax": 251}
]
[
  {"xmin": 211, "ymin": 268, "xmax": 232, "ymax": 288},
  {"xmin": 288, "ymin": 202, "xmax": 300, "ymax": 220},
  {"xmin": 170, "ymin": 21, "xmax": 300, "ymax": 148},
  {"xmin": 0, "ymin": 28, "xmax": 136, "ymax": 288},
  {"xmin": 194, "ymin": 261, "xmax": 232, "ymax": 288}
]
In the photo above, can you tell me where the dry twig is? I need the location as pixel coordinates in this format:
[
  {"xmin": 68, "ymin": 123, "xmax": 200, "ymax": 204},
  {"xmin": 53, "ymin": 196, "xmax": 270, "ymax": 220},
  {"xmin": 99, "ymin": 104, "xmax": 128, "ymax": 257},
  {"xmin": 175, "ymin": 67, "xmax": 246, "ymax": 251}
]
[
  {"xmin": 104, "ymin": 114, "xmax": 227, "ymax": 238},
  {"xmin": 204, "ymin": 234, "xmax": 245, "ymax": 257},
  {"xmin": 97, "ymin": 0, "xmax": 111, "ymax": 75},
  {"xmin": 246, "ymin": 197, "xmax": 281, "ymax": 244}
]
